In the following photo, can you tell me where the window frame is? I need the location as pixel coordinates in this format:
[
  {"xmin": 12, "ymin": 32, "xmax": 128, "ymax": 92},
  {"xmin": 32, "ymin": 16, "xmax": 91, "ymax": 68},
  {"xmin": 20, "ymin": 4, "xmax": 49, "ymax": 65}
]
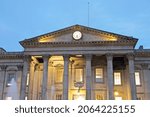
[
  {"xmin": 94, "ymin": 67, "xmax": 104, "ymax": 83},
  {"xmin": 74, "ymin": 68, "xmax": 84, "ymax": 83},
  {"xmin": 6, "ymin": 73, "xmax": 16, "ymax": 87},
  {"xmin": 135, "ymin": 71, "xmax": 141, "ymax": 86},
  {"xmin": 72, "ymin": 94, "xmax": 85, "ymax": 100},
  {"xmin": 114, "ymin": 71, "xmax": 122, "ymax": 86},
  {"xmin": 55, "ymin": 94, "xmax": 62, "ymax": 100},
  {"xmin": 55, "ymin": 67, "xmax": 64, "ymax": 84},
  {"xmin": 115, "ymin": 96, "xmax": 122, "ymax": 100}
]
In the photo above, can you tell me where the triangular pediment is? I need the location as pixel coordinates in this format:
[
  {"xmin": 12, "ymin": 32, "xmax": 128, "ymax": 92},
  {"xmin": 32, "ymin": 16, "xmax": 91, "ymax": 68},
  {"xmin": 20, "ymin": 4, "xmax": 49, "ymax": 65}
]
[{"xmin": 20, "ymin": 24, "xmax": 138, "ymax": 48}]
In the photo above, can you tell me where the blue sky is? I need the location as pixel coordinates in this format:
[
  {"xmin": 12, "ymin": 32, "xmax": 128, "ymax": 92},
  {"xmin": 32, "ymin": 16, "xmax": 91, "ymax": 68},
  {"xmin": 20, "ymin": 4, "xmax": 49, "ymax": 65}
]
[{"xmin": 0, "ymin": 0, "xmax": 150, "ymax": 51}]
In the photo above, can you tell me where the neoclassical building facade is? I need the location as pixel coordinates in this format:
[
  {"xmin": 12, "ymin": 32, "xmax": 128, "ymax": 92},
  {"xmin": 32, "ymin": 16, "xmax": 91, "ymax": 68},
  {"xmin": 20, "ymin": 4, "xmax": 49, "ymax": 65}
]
[{"xmin": 0, "ymin": 25, "xmax": 150, "ymax": 100}]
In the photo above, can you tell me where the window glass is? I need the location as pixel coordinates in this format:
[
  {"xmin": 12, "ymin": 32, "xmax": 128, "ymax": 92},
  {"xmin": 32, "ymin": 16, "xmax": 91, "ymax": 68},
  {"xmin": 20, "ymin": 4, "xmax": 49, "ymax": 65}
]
[
  {"xmin": 55, "ymin": 68, "xmax": 63, "ymax": 83},
  {"xmin": 26, "ymin": 73, "xmax": 29, "ymax": 86},
  {"xmin": 56, "ymin": 94, "xmax": 62, "ymax": 100},
  {"xmin": 114, "ymin": 72, "xmax": 121, "ymax": 85},
  {"xmin": 96, "ymin": 94, "xmax": 104, "ymax": 100},
  {"xmin": 73, "ymin": 94, "xmax": 85, "ymax": 100},
  {"xmin": 7, "ymin": 73, "xmax": 15, "ymax": 86},
  {"xmin": 75, "ymin": 68, "xmax": 83, "ymax": 82},
  {"xmin": 115, "ymin": 96, "xmax": 122, "ymax": 100},
  {"xmin": 135, "ymin": 72, "xmax": 141, "ymax": 85},
  {"xmin": 95, "ymin": 68, "xmax": 103, "ymax": 82}
]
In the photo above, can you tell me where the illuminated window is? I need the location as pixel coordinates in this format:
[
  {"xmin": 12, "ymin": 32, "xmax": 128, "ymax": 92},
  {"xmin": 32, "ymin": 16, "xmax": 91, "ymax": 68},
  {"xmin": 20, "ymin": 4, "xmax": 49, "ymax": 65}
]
[
  {"xmin": 56, "ymin": 94, "xmax": 62, "ymax": 100},
  {"xmin": 25, "ymin": 96, "xmax": 28, "ymax": 100},
  {"xmin": 137, "ymin": 97, "xmax": 142, "ymax": 100},
  {"xmin": 115, "ymin": 97, "xmax": 122, "ymax": 100},
  {"xmin": 96, "ymin": 94, "xmax": 104, "ymax": 100},
  {"xmin": 6, "ymin": 97, "xmax": 12, "ymax": 100},
  {"xmin": 135, "ymin": 72, "xmax": 141, "ymax": 85},
  {"xmin": 55, "ymin": 68, "xmax": 63, "ymax": 83},
  {"xmin": 114, "ymin": 72, "xmax": 121, "ymax": 85},
  {"xmin": 75, "ymin": 68, "xmax": 83, "ymax": 82},
  {"xmin": 26, "ymin": 73, "xmax": 29, "ymax": 86},
  {"xmin": 73, "ymin": 94, "xmax": 85, "ymax": 100},
  {"xmin": 7, "ymin": 73, "xmax": 15, "ymax": 86},
  {"xmin": 95, "ymin": 68, "xmax": 103, "ymax": 82}
]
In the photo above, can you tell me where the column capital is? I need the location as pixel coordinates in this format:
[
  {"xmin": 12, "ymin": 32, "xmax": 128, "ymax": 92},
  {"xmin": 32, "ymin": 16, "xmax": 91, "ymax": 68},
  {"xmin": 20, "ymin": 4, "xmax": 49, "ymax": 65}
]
[
  {"xmin": 63, "ymin": 55, "xmax": 70, "ymax": 61},
  {"xmin": 42, "ymin": 55, "xmax": 50, "ymax": 60},
  {"xmin": 17, "ymin": 65, "xmax": 23, "ymax": 71},
  {"xmin": 141, "ymin": 63, "xmax": 149, "ymax": 70},
  {"xmin": 85, "ymin": 54, "xmax": 92, "ymax": 61},
  {"xmin": 23, "ymin": 55, "xmax": 31, "ymax": 62},
  {"xmin": 0, "ymin": 65, "xmax": 7, "ymax": 71},
  {"xmin": 127, "ymin": 53, "xmax": 135, "ymax": 60},
  {"xmin": 106, "ymin": 53, "xmax": 113, "ymax": 60}
]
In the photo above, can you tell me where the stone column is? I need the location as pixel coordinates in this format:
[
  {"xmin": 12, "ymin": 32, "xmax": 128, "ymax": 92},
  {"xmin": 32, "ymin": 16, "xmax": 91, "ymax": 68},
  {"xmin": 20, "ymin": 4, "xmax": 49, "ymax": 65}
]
[
  {"xmin": 127, "ymin": 54, "xmax": 137, "ymax": 100},
  {"xmin": 141, "ymin": 64, "xmax": 150, "ymax": 99},
  {"xmin": 41, "ymin": 55, "xmax": 50, "ymax": 100},
  {"xmin": 20, "ymin": 56, "xmax": 30, "ymax": 100},
  {"xmin": 0, "ymin": 65, "xmax": 7, "ymax": 100},
  {"xmin": 17, "ymin": 65, "xmax": 23, "ymax": 99},
  {"xmin": 63, "ymin": 55, "xmax": 69, "ymax": 100},
  {"xmin": 85, "ymin": 54, "xmax": 92, "ymax": 100},
  {"xmin": 28, "ymin": 62, "xmax": 35, "ymax": 100},
  {"xmin": 106, "ymin": 54, "xmax": 114, "ymax": 100}
]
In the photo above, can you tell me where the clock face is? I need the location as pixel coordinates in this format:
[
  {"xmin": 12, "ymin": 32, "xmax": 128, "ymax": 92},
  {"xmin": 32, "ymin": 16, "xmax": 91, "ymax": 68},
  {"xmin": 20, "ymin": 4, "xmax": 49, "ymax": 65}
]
[{"xmin": 72, "ymin": 31, "xmax": 82, "ymax": 40}]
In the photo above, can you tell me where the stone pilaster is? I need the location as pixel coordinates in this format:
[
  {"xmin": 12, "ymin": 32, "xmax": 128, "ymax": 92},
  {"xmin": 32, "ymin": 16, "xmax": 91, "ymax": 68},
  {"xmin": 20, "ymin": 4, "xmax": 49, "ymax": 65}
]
[
  {"xmin": 0, "ymin": 65, "xmax": 7, "ymax": 100},
  {"xmin": 20, "ymin": 55, "xmax": 30, "ymax": 100},
  {"xmin": 41, "ymin": 55, "xmax": 50, "ymax": 100},
  {"xmin": 63, "ymin": 55, "xmax": 69, "ymax": 100},
  {"xmin": 85, "ymin": 54, "xmax": 92, "ymax": 100},
  {"xmin": 127, "ymin": 54, "xmax": 137, "ymax": 100},
  {"xmin": 141, "ymin": 64, "xmax": 150, "ymax": 99},
  {"xmin": 106, "ymin": 54, "xmax": 114, "ymax": 100}
]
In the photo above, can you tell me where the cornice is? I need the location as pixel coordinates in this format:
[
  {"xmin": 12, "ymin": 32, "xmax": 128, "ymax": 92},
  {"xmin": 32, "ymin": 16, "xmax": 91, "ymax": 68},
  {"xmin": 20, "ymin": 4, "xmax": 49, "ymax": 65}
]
[
  {"xmin": 21, "ymin": 40, "xmax": 136, "ymax": 48},
  {"xmin": 0, "ymin": 52, "xmax": 23, "ymax": 59},
  {"xmin": 135, "ymin": 49, "xmax": 150, "ymax": 57}
]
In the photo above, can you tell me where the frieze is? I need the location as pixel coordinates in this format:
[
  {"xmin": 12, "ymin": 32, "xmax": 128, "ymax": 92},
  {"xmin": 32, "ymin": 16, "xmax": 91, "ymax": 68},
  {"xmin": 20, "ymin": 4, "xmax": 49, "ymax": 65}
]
[
  {"xmin": 135, "ymin": 50, "xmax": 150, "ymax": 57},
  {"xmin": 141, "ymin": 63, "xmax": 149, "ymax": 70},
  {"xmin": 0, "ymin": 52, "xmax": 23, "ymax": 59},
  {"xmin": 21, "ymin": 40, "xmax": 137, "ymax": 48}
]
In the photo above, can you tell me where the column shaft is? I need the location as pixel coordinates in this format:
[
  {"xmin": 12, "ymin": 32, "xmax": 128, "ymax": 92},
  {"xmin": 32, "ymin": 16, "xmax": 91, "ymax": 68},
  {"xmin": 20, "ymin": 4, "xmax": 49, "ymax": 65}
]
[
  {"xmin": 106, "ymin": 54, "xmax": 114, "ymax": 100},
  {"xmin": 128, "ymin": 55, "xmax": 137, "ymax": 100},
  {"xmin": 0, "ymin": 65, "xmax": 7, "ymax": 99},
  {"xmin": 41, "ymin": 55, "xmax": 49, "ymax": 100},
  {"xmin": 85, "ymin": 55, "xmax": 92, "ymax": 100},
  {"xmin": 28, "ymin": 62, "xmax": 35, "ymax": 100},
  {"xmin": 63, "ymin": 55, "xmax": 69, "ymax": 100},
  {"xmin": 20, "ymin": 56, "xmax": 30, "ymax": 100}
]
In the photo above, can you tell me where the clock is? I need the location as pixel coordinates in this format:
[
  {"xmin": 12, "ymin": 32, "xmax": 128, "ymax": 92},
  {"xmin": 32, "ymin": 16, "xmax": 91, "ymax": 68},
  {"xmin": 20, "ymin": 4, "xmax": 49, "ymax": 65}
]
[{"xmin": 72, "ymin": 31, "xmax": 82, "ymax": 40}]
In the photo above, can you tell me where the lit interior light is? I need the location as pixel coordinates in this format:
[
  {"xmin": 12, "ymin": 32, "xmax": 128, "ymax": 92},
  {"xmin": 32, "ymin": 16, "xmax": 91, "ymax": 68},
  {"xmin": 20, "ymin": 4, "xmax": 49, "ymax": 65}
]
[
  {"xmin": 76, "ymin": 55, "xmax": 82, "ymax": 57},
  {"xmin": 110, "ymin": 38, "xmax": 117, "ymax": 41},
  {"xmin": 114, "ymin": 91, "xmax": 119, "ymax": 96},
  {"xmin": 6, "ymin": 97, "xmax": 12, "ymax": 100},
  {"xmin": 76, "ymin": 95, "xmax": 85, "ymax": 100}
]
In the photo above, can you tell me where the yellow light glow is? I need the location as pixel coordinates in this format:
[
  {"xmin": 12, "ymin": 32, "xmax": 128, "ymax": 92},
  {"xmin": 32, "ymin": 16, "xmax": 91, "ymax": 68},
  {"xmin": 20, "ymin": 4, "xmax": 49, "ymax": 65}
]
[
  {"xmin": 115, "ymin": 97, "xmax": 122, "ymax": 100},
  {"xmin": 38, "ymin": 36, "xmax": 55, "ymax": 43},
  {"xmin": 106, "ymin": 37, "xmax": 117, "ymax": 41},
  {"xmin": 109, "ymin": 38, "xmax": 117, "ymax": 41},
  {"xmin": 76, "ymin": 96, "xmax": 85, "ymax": 100},
  {"xmin": 114, "ymin": 91, "xmax": 119, "ymax": 96},
  {"xmin": 76, "ymin": 55, "xmax": 83, "ymax": 57}
]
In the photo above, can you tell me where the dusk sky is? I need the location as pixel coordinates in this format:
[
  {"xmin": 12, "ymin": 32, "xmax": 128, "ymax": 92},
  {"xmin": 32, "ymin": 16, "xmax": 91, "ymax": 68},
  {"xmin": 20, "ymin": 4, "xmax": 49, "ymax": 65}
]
[{"xmin": 0, "ymin": 0, "xmax": 150, "ymax": 51}]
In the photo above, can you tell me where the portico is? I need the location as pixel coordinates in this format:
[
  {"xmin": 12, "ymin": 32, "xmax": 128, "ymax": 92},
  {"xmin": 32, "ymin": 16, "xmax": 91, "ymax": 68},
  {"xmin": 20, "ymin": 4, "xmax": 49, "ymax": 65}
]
[
  {"xmin": 19, "ymin": 53, "xmax": 137, "ymax": 100},
  {"xmin": 1, "ymin": 25, "xmax": 150, "ymax": 100}
]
